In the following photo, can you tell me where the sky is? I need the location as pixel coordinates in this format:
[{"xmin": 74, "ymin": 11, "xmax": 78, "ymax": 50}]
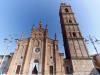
[{"xmin": 0, "ymin": 0, "xmax": 100, "ymax": 55}]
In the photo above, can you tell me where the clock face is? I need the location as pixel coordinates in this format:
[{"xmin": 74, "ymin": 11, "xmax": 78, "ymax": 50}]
[{"xmin": 35, "ymin": 48, "xmax": 40, "ymax": 53}]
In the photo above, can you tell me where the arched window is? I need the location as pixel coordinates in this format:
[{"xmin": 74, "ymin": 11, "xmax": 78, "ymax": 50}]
[
  {"xmin": 16, "ymin": 65, "xmax": 21, "ymax": 74},
  {"xmin": 73, "ymin": 32, "xmax": 77, "ymax": 37},
  {"xmin": 69, "ymin": 19, "xmax": 72, "ymax": 23},
  {"xmin": 50, "ymin": 66, "xmax": 53, "ymax": 74},
  {"xmin": 34, "ymin": 40, "xmax": 39, "ymax": 47},
  {"xmin": 65, "ymin": 8, "xmax": 69, "ymax": 12}
]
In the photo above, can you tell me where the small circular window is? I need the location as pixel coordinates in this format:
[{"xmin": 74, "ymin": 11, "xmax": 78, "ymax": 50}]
[{"xmin": 35, "ymin": 48, "xmax": 40, "ymax": 53}]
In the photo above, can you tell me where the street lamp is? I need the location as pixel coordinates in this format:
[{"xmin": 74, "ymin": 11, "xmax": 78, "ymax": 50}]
[
  {"xmin": 85, "ymin": 35, "xmax": 100, "ymax": 55},
  {"xmin": 0, "ymin": 34, "xmax": 18, "ymax": 74}
]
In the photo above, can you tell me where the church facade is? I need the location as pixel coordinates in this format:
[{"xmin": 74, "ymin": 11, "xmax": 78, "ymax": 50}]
[
  {"xmin": 7, "ymin": 21, "xmax": 65, "ymax": 74},
  {"xmin": 5, "ymin": 2, "xmax": 99, "ymax": 75}
]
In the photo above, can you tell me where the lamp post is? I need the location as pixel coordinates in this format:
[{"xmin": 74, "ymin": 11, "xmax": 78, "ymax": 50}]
[
  {"xmin": 85, "ymin": 35, "xmax": 100, "ymax": 55},
  {"xmin": 89, "ymin": 35, "xmax": 99, "ymax": 55},
  {"xmin": 0, "ymin": 36, "xmax": 12, "ymax": 74},
  {"xmin": 85, "ymin": 35, "xmax": 100, "ymax": 73},
  {"xmin": 0, "ymin": 34, "xmax": 18, "ymax": 74}
]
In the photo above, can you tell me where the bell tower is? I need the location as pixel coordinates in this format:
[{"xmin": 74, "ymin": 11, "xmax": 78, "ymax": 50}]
[
  {"xmin": 59, "ymin": 3, "xmax": 89, "ymax": 59},
  {"xmin": 59, "ymin": 3, "xmax": 96, "ymax": 74}
]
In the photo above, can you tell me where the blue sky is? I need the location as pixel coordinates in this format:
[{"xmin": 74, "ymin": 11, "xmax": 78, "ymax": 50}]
[{"xmin": 0, "ymin": 0, "xmax": 100, "ymax": 55}]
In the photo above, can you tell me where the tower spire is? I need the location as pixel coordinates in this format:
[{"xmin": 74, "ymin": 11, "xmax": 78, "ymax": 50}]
[
  {"xmin": 32, "ymin": 24, "xmax": 35, "ymax": 31},
  {"xmin": 39, "ymin": 20, "xmax": 42, "ymax": 28},
  {"xmin": 54, "ymin": 33, "xmax": 57, "ymax": 40},
  {"xmin": 20, "ymin": 32, "xmax": 24, "ymax": 40},
  {"xmin": 46, "ymin": 24, "xmax": 48, "ymax": 30}
]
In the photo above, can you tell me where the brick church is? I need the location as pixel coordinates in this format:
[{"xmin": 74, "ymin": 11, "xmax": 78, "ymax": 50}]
[{"xmin": 2, "ymin": 2, "xmax": 98, "ymax": 75}]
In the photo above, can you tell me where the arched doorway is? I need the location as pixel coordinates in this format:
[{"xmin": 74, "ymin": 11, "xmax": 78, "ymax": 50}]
[
  {"xmin": 32, "ymin": 65, "xmax": 38, "ymax": 74},
  {"xmin": 32, "ymin": 59, "xmax": 39, "ymax": 74}
]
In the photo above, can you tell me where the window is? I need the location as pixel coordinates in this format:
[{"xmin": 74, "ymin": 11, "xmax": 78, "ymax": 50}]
[
  {"xmin": 50, "ymin": 66, "xmax": 53, "ymax": 74},
  {"xmin": 73, "ymin": 32, "xmax": 76, "ymax": 37},
  {"xmin": 50, "ymin": 56, "xmax": 53, "ymax": 59},
  {"xmin": 69, "ymin": 19, "xmax": 72, "ymax": 23},
  {"xmin": 34, "ymin": 59, "xmax": 39, "ymax": 63},
  {"xmin": 66, "ymin": 66, "xmax": 69, "ymax": 73},
  {"xmin": 16, "ymin": 65, "xmax": 21, "ymax": 74},
  {"xmin": 35, "ymin": 40, "xmax": 39, "ymax": 47},
  {"xmin": 35, "ymin": 48, "xmax": 40, "ymax": 53},
  {"xmin": 65, "ymin": 8, "xmax": 69, "ymax": 12},
  {"xmin": 66, "ymin": 66, "xmax": 72, "ymax": 74}
]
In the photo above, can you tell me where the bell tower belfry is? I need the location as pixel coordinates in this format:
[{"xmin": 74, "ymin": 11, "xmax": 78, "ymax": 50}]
[{"xmin": 59, "ymin": 3, "xmax": 97, "ymax": 74}]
